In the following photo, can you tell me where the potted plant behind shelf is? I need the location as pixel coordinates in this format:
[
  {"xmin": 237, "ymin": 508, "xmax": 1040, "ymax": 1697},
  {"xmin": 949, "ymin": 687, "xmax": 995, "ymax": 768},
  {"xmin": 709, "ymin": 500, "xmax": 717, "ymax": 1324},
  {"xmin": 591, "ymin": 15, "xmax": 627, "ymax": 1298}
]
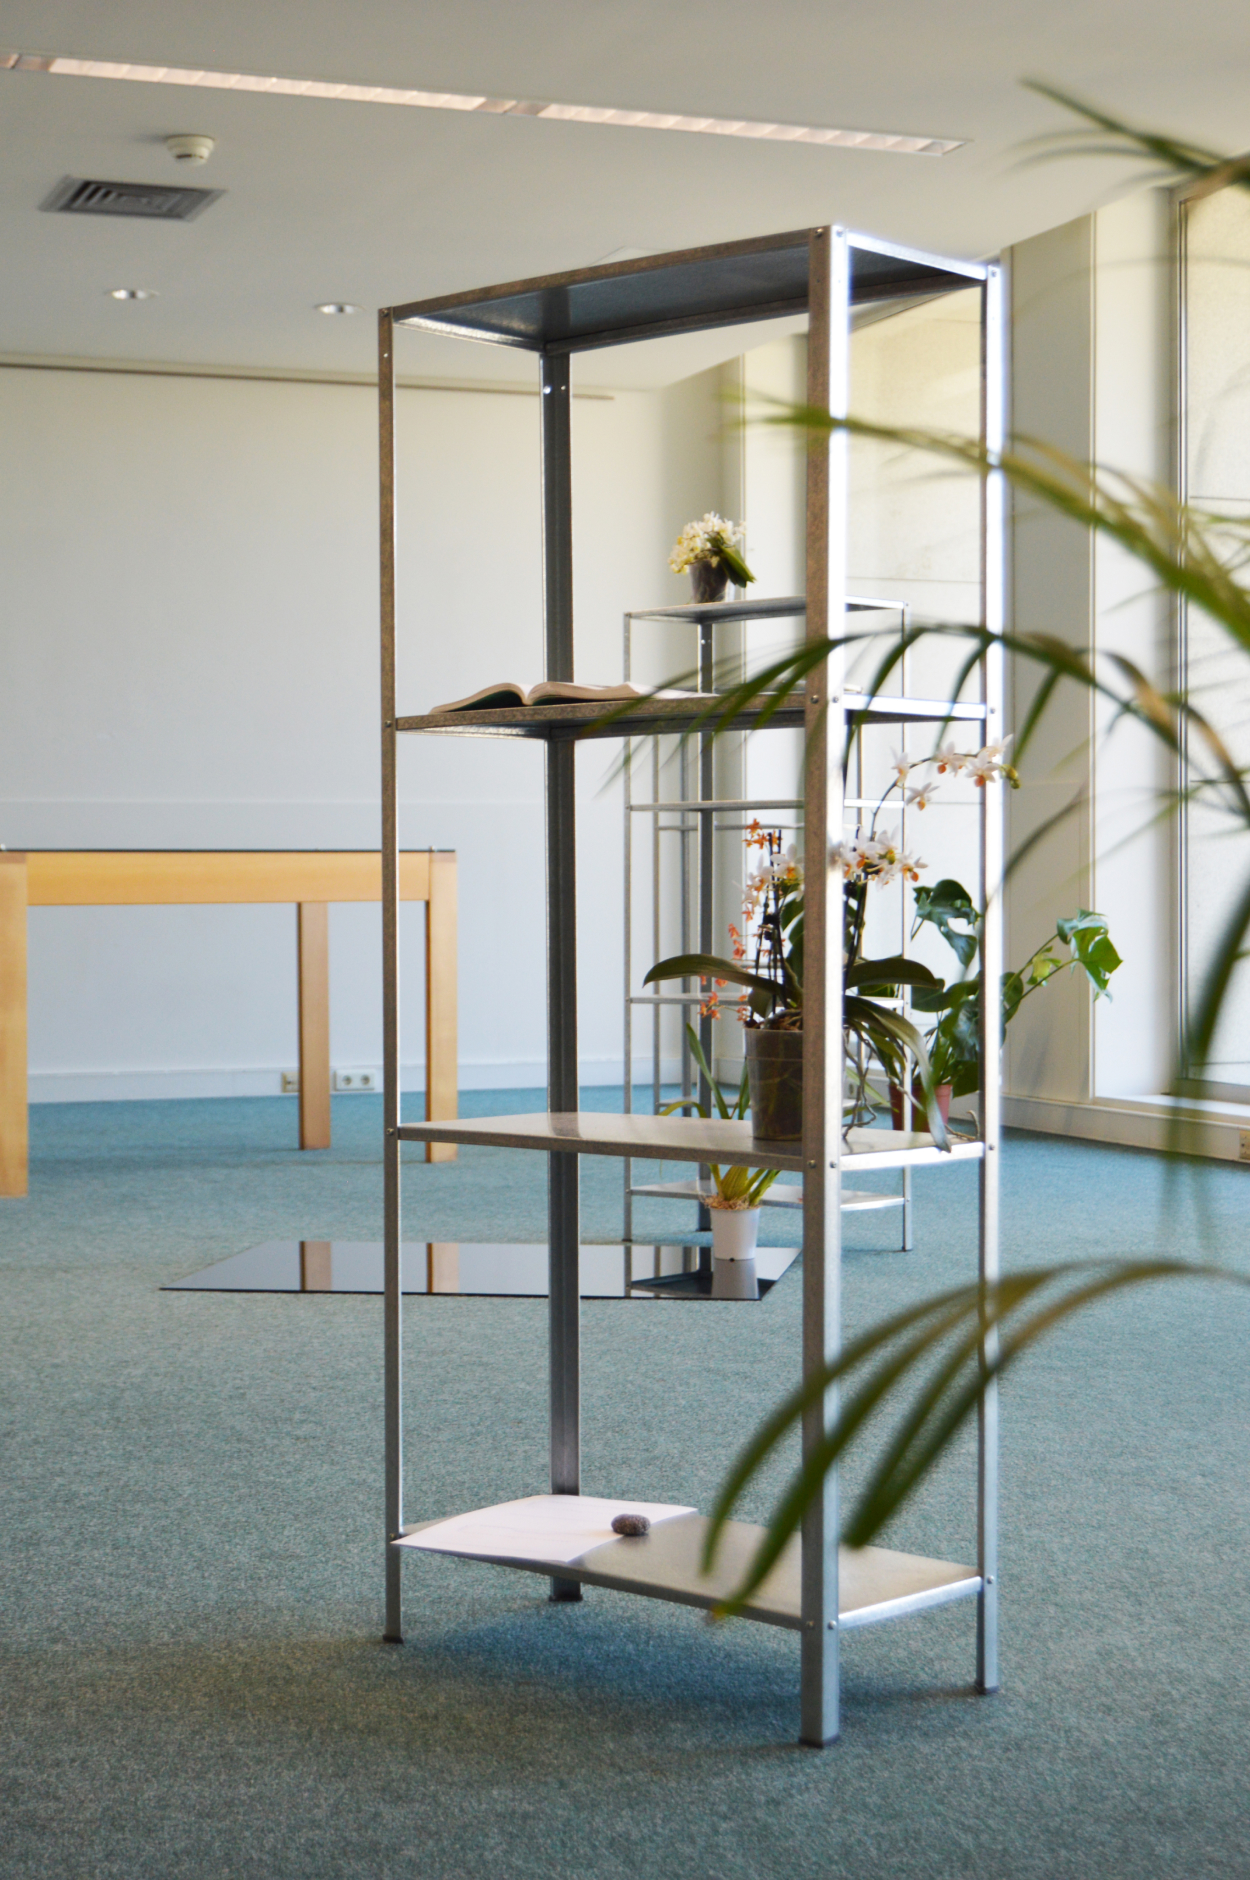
[
  {"xmin": 896, "ymin": 875, "xmax": 1123, "ymax": 1127},
  {"xmin": 660, "ymin": 1026, "xmax": 781, "ymax": 1266},
  {"xmin": 668, "ymin": 512, "xmax": 756, "ymax": 604}
]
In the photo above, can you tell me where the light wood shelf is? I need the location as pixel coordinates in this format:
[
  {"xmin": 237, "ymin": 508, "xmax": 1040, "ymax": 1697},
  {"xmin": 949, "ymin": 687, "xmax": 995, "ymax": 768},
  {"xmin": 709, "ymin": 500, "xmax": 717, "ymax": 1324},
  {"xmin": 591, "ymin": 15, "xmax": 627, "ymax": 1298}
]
[{"xmin": 396, "ymin": 1496, "xmax": 981, "ymax": 1632}]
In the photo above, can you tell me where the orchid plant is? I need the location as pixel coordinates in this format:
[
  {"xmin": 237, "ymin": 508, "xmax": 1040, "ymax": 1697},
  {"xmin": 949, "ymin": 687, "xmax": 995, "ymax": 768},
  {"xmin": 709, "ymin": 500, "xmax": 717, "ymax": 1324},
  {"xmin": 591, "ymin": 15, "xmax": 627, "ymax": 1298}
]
[{"xmin": 645, "ymin": 739, "xmax": 1018, "ymax": 1139}]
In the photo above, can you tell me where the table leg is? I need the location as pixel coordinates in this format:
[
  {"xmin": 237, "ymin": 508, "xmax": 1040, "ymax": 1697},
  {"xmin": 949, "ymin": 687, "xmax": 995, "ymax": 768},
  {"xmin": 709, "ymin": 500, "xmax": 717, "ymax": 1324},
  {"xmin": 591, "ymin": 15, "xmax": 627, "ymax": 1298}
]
[
  {"xmin": 0, "ymin": 855, "xmax": 28, "ymax": 1198},
  {"xmin": 300, "ymin": 1239, "xmax": 333, "ymax": 1289},
  {"xmin": 298, "ymin": 902, "xmax": 331, "ymax": 1150},
  {"xmin": 425, "ymin": 851, "xmax": 458, "ymax": 1165}
]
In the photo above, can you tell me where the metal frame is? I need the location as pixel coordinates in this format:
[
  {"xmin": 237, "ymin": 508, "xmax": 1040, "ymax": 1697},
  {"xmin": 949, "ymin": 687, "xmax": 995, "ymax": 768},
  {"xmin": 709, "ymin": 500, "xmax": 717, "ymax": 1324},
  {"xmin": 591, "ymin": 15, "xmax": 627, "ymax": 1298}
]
[
  {"xmin": 377, "ymin": 226, "xmax": 1003, "ymax": 1744},
  {"xmin": 978, "ymin": 261, "xmax": 1006, "ymax": 1696},
  {"xmin": 620, "ymin": 597, "xmax": 920, "ymax": 1257}
]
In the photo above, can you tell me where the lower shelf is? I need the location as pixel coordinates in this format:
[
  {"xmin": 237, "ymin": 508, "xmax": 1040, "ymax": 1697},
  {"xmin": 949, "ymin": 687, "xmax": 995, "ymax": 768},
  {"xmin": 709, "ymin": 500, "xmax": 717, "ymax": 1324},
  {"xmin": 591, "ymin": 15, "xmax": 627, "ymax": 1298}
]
[
  {"xmin": 165, "ymin": 1240, "xmax": 799, "ymax": 1301},
  {"xmin": 396, "ymin": 1495, "xmax": 980, "ymax": 1632}
]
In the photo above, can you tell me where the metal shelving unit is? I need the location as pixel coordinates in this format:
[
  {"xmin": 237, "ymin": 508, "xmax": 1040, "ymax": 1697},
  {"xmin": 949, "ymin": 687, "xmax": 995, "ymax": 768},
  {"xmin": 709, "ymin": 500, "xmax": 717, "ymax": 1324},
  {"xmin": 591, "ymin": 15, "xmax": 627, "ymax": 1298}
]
[{"xmin": 378, "ymin": 226, "xmax": 1005, "ymax": 1746}]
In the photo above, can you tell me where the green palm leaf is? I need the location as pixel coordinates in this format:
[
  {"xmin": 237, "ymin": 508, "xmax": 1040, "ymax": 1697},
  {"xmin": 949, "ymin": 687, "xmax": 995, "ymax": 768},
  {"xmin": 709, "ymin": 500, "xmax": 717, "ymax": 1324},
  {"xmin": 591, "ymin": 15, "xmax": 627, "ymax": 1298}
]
[{"xmin": 705, "ymin": 1260, "xmax": 1247, "ymax": 1616}]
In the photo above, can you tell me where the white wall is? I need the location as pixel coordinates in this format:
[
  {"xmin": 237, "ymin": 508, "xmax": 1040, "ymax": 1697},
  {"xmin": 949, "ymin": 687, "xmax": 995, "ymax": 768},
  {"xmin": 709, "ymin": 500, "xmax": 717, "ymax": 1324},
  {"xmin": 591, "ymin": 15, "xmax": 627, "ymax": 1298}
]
[
  {"xmin": 1003, "ymin": 193, "xmax": 1178, "ymax": 1127},
  {"xmin": 1181, "ymin": 182, "xmax": 1250, "ymax": 1087},
  {"xmin": 1006, "ymin": 215, "xmax": 1098, "ymax": 1104},
  {"xmin": 849, "ymin": 288, "xmax": 985, "ymax": 672},
  {"xmin": 847, "ymin": 289, "xmax": 988, "ymax": 993},
  {"xmin": 0, "ymin": 359, "xmax": 721, "ymax": 1099},
  {"xmin": 1091, "ymin": 190, "xmax": 1174, "ymax": 1099}
]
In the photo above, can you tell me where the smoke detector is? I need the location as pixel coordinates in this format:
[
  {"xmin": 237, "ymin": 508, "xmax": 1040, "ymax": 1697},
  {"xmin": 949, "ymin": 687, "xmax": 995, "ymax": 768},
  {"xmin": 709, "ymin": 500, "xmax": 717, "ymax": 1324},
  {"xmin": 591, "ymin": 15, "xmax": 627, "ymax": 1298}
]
[{"xmin": 166, "ymin": 134, "xmax": 215, "ymax": 166}]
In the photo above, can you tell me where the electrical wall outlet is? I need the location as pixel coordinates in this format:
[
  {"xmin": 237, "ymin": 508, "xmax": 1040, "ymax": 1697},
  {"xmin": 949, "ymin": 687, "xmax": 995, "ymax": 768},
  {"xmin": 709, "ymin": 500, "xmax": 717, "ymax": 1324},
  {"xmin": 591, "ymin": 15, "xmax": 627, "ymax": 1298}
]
[
  {"xmin": 280, "ymin": 1071, "xmax": 300, "ymax": 1095},
  {"xmin": 333, "ymin": 1069, "xmax": 377, "ymax": 1093},
  {"xmin": 1239, "ymin": 1130, "xmax": 1250, "ymax": 1162}
]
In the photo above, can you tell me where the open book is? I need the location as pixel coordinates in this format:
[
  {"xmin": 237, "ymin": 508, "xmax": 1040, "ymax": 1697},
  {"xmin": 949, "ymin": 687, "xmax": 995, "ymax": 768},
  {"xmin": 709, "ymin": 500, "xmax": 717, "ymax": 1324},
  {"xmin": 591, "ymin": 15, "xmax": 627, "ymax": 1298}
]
[{"xmin": 429, "ymin": 679, "xmax": 702, "ymax": 714}]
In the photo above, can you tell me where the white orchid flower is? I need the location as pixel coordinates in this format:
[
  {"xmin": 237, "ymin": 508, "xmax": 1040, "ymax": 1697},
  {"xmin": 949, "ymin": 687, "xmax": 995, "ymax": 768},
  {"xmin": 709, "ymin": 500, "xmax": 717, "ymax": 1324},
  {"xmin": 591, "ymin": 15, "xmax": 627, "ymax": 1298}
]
[{"xmin": 965, "ymin": 736, "xmax": 1015, "ymax": 786}]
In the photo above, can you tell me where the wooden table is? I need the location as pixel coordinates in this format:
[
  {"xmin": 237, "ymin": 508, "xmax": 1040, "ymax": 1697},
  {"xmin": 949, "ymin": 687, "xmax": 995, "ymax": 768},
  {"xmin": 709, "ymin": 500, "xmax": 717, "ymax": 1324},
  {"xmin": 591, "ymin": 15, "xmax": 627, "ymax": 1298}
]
[{"xmin": 0, "ymin": 850, "xmax": 457, "ymax": 1198}]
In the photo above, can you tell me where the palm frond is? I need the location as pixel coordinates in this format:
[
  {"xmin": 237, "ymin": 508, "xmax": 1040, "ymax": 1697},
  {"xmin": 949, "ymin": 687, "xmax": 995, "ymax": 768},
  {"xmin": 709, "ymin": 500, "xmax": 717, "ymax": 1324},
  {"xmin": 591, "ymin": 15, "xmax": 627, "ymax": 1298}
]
[
  {"xmin": 1020, "ymin": 84, "xmax": 1250, "ymax": 195},
  {"xmin": 705, "ymin": 1259, "xmax": 1247, "ymax": 1615}
]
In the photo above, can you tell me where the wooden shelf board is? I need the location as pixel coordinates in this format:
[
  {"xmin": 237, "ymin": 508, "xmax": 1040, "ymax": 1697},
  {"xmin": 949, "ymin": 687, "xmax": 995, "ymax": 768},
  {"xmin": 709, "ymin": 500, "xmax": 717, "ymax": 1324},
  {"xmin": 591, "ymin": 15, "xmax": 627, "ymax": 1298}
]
[
  {"xmin": 395, "ymin": 1496, "xmax": 980, "ymax": 1633},
  {"xmin": 396, "ymin": 691, "xmax": 987, "ymax": 742},
  {"xmin": 397, "ymin": 1111, "xmax": 984, "ymax": 1174}
]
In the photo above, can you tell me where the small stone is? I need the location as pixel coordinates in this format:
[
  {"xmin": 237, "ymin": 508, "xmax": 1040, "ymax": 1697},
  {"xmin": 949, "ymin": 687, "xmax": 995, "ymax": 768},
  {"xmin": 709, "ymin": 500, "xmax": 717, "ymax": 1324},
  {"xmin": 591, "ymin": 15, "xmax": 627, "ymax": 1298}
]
[{"xmin": 611, "ymin": 1513, "xmax": 650, "ymax": 1538}]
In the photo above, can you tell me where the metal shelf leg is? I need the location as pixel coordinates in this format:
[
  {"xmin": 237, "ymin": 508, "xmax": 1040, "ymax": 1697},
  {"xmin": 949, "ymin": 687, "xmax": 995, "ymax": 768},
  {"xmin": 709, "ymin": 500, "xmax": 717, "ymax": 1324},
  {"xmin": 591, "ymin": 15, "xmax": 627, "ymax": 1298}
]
[
  {"xmin": 542, "ymin": 353, "xmax": 583, "ymax": 1603},
  {"xmin": 379, "ymin": 308, "xmax": 404, "ymax": 1646}
]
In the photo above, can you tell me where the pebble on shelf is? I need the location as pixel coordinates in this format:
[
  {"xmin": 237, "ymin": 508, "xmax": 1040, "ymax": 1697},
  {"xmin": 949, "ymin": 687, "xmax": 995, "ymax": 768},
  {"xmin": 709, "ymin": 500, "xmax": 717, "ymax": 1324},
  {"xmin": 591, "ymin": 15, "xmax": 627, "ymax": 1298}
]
[{"xmin": 611, "ymin": 1513, "xmax": 651, "ymax": 1538}]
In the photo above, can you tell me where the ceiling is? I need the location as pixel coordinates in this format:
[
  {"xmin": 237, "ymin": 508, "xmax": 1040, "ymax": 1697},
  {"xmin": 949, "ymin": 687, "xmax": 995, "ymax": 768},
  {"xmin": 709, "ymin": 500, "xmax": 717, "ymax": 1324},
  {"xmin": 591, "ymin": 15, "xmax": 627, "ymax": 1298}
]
[{"xmin": 0, "ymin": 0, "xmax": 1247, "ymax": 388}]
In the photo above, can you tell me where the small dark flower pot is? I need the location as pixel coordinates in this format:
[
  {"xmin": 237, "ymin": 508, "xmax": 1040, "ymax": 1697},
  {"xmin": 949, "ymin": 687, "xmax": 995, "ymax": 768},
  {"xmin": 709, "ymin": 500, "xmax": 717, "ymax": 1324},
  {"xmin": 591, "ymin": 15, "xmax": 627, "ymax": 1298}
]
[
  {"xmin": 745, "ymin": 1026, "xmax": 804, "ymax": 1141},
  {"xmin": 690, "ymin": 559, "xmax": 730, "ymax": 603},
  {"xmin": 888, "ymin": 1082, "xmax": 952, "ymax": 1131}
]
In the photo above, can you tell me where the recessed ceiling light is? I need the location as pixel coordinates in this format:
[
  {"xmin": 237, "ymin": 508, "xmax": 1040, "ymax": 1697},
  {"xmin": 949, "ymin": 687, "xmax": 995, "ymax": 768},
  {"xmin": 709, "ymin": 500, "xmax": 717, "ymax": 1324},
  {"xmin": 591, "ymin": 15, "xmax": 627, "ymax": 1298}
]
[
  {"xmin": 1, "ymin": 49, "xmax": 966, "ymax": 156},
  {"xmin": 107, "ymin": 286, "xmax": 156, "ymax": 300},
  {"xmin": 316, "ymin": 302, "xmax": 361, "ymax": 316}
]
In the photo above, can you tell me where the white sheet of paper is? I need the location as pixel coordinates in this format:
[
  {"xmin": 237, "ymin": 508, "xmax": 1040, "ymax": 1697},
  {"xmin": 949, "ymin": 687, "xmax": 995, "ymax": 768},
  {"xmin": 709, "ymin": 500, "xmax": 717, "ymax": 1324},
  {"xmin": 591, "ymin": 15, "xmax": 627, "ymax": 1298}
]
[{"xmin": 404, "ymin": 1495, "xmax": 697, "ymax": 1566}]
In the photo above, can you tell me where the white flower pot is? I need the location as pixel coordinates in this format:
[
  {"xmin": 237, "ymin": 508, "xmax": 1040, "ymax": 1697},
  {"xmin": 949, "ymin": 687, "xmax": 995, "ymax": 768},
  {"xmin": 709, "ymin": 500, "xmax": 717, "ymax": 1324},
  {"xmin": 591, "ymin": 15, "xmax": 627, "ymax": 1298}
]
[
  {"xmin": 710, "ymin": 1205, "xmax": 761, "ymax": 1262},
  {"xmin": 711, "ymin": 1256, "xmax": 759, "ymax": 1301}
]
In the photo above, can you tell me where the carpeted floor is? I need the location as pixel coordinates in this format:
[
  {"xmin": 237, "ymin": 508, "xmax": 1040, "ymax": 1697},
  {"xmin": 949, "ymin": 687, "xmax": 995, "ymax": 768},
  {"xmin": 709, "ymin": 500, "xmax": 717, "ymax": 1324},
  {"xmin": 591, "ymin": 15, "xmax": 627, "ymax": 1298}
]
[{"xmin": 3, "ymin": 1091, "xmax": 1249, "ymax": 1879}]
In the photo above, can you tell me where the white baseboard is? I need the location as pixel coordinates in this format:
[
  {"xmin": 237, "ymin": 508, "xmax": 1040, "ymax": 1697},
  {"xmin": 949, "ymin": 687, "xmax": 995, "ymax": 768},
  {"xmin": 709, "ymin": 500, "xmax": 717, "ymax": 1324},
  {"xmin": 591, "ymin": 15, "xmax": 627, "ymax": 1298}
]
[
  {"xmin": 29, "ymin": 1067, "xmax": 311, "ymax": 1103},
  {"xmin": 27, "ymin": 1057, "xmax": 684, "ymax": 1103},
  {"xmin": 1004, "ymin": 1091, "xmax": 1250, "ymax": 1163}
]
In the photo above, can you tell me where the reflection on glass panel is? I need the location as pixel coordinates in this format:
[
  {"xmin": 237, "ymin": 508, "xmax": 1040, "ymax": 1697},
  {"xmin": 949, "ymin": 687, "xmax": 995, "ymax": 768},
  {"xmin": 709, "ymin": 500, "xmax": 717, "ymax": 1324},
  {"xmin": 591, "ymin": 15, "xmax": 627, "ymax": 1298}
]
[{"xmin": 164, "ymin": 1241, "xmax": 800, "ymax": 1302}]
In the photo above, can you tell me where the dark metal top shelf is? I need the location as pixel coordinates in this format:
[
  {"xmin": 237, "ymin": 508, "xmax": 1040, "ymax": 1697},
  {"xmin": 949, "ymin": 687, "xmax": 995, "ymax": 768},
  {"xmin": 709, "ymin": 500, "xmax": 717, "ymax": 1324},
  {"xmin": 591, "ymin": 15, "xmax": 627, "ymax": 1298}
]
[
  {"xmin": 624, "ymin": 594, "xmax": 903, "ymax": 624},
  {"xmin": 396, "ymin": 691, "xmax": 987, "ymax": 742},
  {"xmin": 390, "ymin": 228, "xmax": 987, "ymax": 356}
]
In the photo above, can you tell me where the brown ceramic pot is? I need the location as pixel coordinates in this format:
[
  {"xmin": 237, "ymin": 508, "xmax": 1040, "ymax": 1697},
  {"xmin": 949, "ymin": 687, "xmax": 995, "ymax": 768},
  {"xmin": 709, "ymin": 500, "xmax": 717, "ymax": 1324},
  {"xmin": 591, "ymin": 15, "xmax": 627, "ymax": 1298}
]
[{"xmin": 888, "ymin": 1082, "xmax": 953, "ymax": 1131}]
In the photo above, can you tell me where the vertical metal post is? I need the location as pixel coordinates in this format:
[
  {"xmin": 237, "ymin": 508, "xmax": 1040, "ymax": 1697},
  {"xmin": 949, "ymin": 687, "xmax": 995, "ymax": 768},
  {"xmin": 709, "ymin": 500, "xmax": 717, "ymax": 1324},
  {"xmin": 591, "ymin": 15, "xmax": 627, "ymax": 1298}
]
[
  {"xmin": 1174, "ymin": 198, "xmax": 1193, "ymax": 1077},
  {"xmin": 378, "ymin": 310, "xmax": 404, "ymax": 1644},
  {"xmin": 899, "ymin": 604, "xmax": 914, "ymax": 1252},
  {"xmin": 697, "ymin": 617, "xmax": 715, "ymax": 1229},
  {"xmin": 652, "ymin": 738, "xmax": 662, "ymax": 1109},
  {"xmin": 977, "ymin": 263, "xmax": 1006, "ymax": 1695},
  {"xmin": 799, "ymin": 226, "xmax": 849, "ymax": 1747},
  {"xmin": 623, "ymin": 613, "xmax": 634, "ymax": 1246},
  {"xmin": 542, "ymin": 350, "xmax": 582, "ymax": 1601}
]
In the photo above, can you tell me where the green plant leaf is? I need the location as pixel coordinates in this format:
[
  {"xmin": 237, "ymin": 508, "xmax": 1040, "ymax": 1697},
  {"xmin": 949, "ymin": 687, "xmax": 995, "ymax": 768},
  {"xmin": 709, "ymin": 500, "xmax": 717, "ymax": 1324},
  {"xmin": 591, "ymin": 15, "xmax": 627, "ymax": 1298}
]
[
  {"xmin": 845, "ymin": 955, "xmax": 945, "ymax": 992},
  {"xmin": 682, "ymin": 1022, "xmax": 741, "ymax": 1123},
  {"xmin": 716, "ymin": 542, "xmax": 756, "ymax": 588},
  {"xmin": 910, "ymin": 878, "xmax": 980, "ymax": 970},
  {"xmin": 1056, "ymin": 910, "xmax": 1123, "ymax": 995},
  {"xmin": 643, "ymin": 952, "xmax": 782, "ymax": 1004},
  {"xmin": 846, "ymin": 999, "xmax": 949, "ymax": 1147},
  {"xmin": 704, "ymin": 1259, "xmax": 1247, "ymax": 1615}
]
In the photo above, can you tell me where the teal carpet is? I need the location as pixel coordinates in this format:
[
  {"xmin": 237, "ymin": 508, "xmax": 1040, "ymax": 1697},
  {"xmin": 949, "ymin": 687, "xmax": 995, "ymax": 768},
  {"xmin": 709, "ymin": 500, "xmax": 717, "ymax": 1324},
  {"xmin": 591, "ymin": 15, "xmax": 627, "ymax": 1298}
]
[{"xmin": 3, "ymin": 1092, "xmax": 1249, "ymax": 1879}]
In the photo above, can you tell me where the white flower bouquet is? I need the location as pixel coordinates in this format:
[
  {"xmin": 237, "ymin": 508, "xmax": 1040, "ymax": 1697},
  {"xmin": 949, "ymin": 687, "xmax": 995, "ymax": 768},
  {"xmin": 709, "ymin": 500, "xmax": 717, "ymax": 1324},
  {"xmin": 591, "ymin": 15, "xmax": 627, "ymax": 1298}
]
[{"xmin": 668, "ymin": 512, "xmax": 756, "ymax": 587}]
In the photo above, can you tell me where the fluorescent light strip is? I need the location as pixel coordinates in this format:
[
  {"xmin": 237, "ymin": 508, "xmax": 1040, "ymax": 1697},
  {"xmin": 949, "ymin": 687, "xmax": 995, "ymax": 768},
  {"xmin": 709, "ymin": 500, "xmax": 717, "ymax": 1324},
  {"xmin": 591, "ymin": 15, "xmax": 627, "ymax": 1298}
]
[{"xmin": 0, "ymin": 50, "xmax": 964, "ymax": 155}]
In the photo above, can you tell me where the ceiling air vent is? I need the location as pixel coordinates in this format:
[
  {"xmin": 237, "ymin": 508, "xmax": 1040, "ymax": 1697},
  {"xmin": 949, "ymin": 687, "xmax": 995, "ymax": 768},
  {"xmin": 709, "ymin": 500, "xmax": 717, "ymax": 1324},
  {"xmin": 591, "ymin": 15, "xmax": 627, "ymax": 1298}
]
[{"xmin": 41, "ymin": 176, "xmax": 224, "ymax": 221}]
